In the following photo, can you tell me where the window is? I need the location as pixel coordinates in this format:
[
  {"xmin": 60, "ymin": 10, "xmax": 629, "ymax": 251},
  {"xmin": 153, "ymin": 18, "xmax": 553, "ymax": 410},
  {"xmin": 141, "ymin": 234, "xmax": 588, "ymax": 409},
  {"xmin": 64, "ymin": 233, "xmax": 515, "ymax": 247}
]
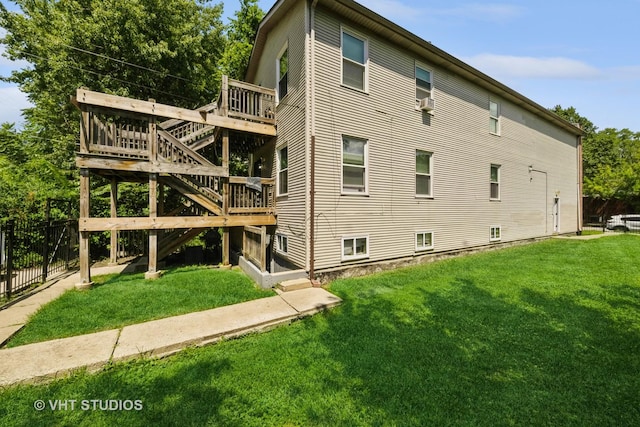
[
  {"xmin": 277, "ymin": 46, "xmax": 288, "ymax": 100},
  {"xmin": 490, "ymin": 226, "xmax": 501, "ymax": 242},
  {"xmin": 416, "ymin": 231, "xmax": 434, "ymax": 251},
  {"xmin": 416, "ymin": 150, "xmax": 433, "ymax": 197},
  {"xmin": 489, "ymin": 100, "xmax": 500, "ymax": 135},
  {"xmin": 342, "ymin": 136, "xmax": 367, "ymax": 194},
  {"xmin": 342, "ymin": 236, "xmax": 369, "ymax": 261},
  {"xmin": 276, "ymin": 233, "xmax": 288, "ymax": 254},
  {"xmin": 341, "ymin": 29, "xmax": 367, "ymax": 91},
  {"xmin": 277, "ymin": 145, "xmax": 288, "ymax": 195},
  {"xmin": 490, "ymin": 164, "xmax": 500, "ymax": 200},
  {"xmin": 415, "ymin": 64, "xmax": 432, "ymax": 106}
]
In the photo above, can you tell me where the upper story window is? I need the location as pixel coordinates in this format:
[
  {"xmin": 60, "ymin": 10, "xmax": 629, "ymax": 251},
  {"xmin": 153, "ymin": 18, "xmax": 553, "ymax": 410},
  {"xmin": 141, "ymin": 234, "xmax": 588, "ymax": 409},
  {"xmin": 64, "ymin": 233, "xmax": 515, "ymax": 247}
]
[
  {"xmin": 341, "ymin": 29, "xmax": 368, "ymax": 91},
  {"xmin": 416, "ymin": 150, "xmax": 433, "ymax": 197},
  {"xmin": 416, "ymin": 65, "xmax": 432, "ymax": 100},
  {"xmin": 277, "ymin": 45, "xmax": 288, "ymax": 101},
  {"xmin": 277, "ymin": 145, "xmax": 288, "ymax": 196},
  {"xmin": 489, "ymin": 99, "xmax": 500, "ymax": 135},
  {"xmin": 490, "ymin": 164, "xmax": 500, "ymax": 200},
  {"xmin": 342, "ymin": 136, "xmax": 368, "ymax": 194}
]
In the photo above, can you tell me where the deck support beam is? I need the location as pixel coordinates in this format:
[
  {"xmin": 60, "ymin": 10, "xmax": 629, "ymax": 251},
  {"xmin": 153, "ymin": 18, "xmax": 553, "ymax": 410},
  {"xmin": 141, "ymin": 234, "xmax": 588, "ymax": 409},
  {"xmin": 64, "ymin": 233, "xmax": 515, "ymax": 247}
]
[
  {"xmin": 109, "ymin": 178, "xmax": 118, "ymax": 265},
  {"xmin": 77, "ymin": 168, "xmax": 92, "ymax": 288}
]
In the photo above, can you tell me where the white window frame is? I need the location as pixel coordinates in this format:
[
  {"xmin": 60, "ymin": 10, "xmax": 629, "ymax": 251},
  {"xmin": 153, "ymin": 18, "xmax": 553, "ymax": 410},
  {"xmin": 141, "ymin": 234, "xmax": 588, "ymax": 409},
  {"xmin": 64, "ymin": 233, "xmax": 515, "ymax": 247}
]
[
  {"xmin": 276, "ymin": 233, "xmax": 288, "ymax": 255},
  {"xmin": 277, "ymin": 144, "xmax": 288, "ymax": 196},
  {"xmin": 415, "ymin": 150, "xmax": 433, "ymax": 198},
  {"xmin": 276, "ymin": 43, "xmax": 289, "ymax": 102},
  {"xmin": 341, "ymin": 235, "xmax": 369, "ymax": 261},
  {"xmin": 340, "ymin": 26, "xmax": 369, "ymax": 92},
  {"xmin": 341, "ymin": 135, "xmax": 368, "ymax": 195},
  {"xmin": 415, "ymin": 231, "xmax": 434, "ymax": 251},
  {"xmin": 415, "ymin": 62, "xmax": 433, "ymax": 109},
  {"xmin": 490, "ymin": 226, "xmax": 502, "ymax": 242},
  {"xmin": 490, "ymin": 164, "xmax": 500, "ymax": 201},
  {"xmin": 489, "ymin": 99, "xmax": 500, "ymax": 135}
]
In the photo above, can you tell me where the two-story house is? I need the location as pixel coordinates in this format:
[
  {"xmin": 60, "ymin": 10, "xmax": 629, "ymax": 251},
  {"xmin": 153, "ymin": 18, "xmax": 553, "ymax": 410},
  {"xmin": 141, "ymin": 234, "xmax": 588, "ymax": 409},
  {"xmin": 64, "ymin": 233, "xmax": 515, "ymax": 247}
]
[{"xmin": 243, "ymin": 0, "xmax": 583, "ymax": 282}]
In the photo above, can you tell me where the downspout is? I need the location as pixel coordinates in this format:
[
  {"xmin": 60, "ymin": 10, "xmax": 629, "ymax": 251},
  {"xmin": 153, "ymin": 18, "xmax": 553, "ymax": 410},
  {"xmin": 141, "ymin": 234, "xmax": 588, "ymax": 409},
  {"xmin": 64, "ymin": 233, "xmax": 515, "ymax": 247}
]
[
  {"xmin": 577, "ymin": 133, "xmax": 584, "ymax": 234},
  {"xmin": 309, "ymin": 0, "xmax": 317, "ymax": 281}
]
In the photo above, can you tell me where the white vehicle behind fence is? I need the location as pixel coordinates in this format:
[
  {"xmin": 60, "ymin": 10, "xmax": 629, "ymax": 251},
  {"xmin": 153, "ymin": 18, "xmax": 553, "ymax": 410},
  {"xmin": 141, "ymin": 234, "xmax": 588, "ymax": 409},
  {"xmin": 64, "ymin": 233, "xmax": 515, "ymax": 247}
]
[{"xmin": 606, "ymin": 214, "xmax": 640, "ymax": 232}]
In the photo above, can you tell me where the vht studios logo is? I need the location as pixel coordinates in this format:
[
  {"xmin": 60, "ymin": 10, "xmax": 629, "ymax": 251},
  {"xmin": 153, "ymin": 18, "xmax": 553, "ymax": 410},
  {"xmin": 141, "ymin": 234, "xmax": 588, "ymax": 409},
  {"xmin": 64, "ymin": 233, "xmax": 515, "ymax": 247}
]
[{"xmin": 34, "ymin": 399, "xmax": 143, "ymax": 411}]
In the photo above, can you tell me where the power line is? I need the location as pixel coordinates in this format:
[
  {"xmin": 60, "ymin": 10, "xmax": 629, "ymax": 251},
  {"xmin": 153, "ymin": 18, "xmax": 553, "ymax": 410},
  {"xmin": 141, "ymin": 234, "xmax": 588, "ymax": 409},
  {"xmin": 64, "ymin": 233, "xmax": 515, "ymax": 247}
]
[{"xmin": 18, "ymin": 50, "xmax": 201, "ymax": 104}]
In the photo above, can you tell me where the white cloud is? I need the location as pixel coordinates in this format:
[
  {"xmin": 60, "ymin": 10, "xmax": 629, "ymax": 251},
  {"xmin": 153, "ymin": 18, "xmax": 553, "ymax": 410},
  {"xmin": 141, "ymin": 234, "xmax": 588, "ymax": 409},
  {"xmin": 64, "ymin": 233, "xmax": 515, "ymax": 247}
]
[
  {"xmin": 0, "ymin": 85, "xmax": 31, "ymax": 127},
  {"xmin": 463, "ymin": 54, "xmax": 603, "ymax": 79}
]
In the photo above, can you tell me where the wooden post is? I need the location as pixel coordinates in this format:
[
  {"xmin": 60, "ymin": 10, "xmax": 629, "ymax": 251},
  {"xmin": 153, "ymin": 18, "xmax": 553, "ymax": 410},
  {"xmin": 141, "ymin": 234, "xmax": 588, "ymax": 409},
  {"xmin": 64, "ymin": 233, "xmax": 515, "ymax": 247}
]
[
  {"xmin": 221, "ymin": 75, "xmax": 229, "ymax": 117},
  {"xmin": 221, "ymin": 128, "xmax": 230, "ymax": 266},
  {"xmin": 77, "ymin": 168, "xmax": 92, "ymax": 288},
  {"xmin": 79, "ymin": 108, "xmax": 90, "ymax": 154},
  {"xmin": 145, "ymin": 173, "xmax": 160, "ymax": 279},
  {"xmin": 109, "ymin": 178, "xmax": 118, "ymax": 265},
  {"xmin": 260, "ymin": 226, "xmax": 267, "ymax": 273}
]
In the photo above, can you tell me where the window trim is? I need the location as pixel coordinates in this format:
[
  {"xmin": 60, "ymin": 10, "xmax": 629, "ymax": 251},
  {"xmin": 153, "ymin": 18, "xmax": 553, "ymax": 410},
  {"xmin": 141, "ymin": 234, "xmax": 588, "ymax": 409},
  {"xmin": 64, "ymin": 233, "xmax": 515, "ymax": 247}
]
[
  {"xmin": 490, "ymin": 226, "xmax": 502, "ymax": 242},
  {"xmin": 490, "ymin": 164, "xmax": 501, "ymax": 201},
  {"xmin": 415, "ymin": 231, "xmax": 434, "ymax": 252},
  {"xmin": 340, "ymin": 26, "xmax": 369, "ymax": 93},
  {"xmin": 341, "ymin": 135, "xmax": 369, "ymax": 196},
  {"xmin": 415, "ymin": 62, "xmax": 433, "ymax": 109},
  {"xmin": 276, "ymin": 233, "xmax": 288, "ymax": 255},
  {"xmin": 276, "ymin": 43, "xmax": 289, "ymax": 102},
  {"xmin": 277, "ymin": 144, "xmax": 288, "ymax": 197},
  {"xmin": 489, "ymin": 99, "xmax": 501, "ymax": 135},
  {"xmin": 341, "ymin": 235, "xmax": 370, "ymax": 261},
  {"xmin": 415, "ymin": 149, "xmax": 433, "ymax": 198}
]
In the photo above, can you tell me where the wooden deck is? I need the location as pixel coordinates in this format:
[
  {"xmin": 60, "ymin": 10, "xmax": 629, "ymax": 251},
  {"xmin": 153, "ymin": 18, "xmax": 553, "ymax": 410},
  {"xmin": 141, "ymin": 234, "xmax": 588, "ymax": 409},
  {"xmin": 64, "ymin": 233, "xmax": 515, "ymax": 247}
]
[{"xmin": 73, "ymin": 76, "xmax": 278, "ymax": 283}]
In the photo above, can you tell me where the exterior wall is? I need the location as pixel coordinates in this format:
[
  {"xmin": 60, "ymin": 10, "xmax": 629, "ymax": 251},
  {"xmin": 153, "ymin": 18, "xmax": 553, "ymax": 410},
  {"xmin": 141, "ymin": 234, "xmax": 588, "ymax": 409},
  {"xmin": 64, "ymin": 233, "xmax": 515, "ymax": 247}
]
[
  {"xmin": 309, "ymin": 5, "xmax": 579, "ymax": 271},
  {"xmin": 250, "ymin": 0, "xmax": 308, "ymax": 269}
]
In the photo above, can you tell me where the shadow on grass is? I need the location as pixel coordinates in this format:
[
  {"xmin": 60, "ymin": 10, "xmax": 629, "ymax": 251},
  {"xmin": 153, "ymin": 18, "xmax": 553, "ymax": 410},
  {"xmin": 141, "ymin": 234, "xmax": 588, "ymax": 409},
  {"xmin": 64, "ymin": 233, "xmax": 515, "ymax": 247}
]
[{"xmin": 306, "ymin": 278, "xmax": 640, "ymax": 425}]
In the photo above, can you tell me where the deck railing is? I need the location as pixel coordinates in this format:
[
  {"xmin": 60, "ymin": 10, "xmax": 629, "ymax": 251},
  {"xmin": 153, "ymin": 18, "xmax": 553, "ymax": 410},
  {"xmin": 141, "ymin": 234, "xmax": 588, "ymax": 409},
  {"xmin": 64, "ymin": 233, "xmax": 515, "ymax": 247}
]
[
  {"xmin": 226, "ymin": 79, "xmax": 276, "ymax": 125},
  {"xmin": 228, "ymin": 178, "xmax": 276, "ymax": 215}
]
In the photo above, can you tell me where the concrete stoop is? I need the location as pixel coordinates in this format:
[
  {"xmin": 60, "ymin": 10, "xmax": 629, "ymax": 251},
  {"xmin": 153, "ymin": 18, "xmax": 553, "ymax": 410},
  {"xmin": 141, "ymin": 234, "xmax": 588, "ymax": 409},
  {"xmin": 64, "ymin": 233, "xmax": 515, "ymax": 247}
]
[{"xmin": 276, "ymin": 278, "xmax": 313, "ymax": 292}]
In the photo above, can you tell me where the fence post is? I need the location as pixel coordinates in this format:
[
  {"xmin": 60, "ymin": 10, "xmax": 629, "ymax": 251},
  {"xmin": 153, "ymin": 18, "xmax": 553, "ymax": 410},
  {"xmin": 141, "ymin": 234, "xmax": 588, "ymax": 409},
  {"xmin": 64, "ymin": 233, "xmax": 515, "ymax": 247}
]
[
  {"xmin": 5, "ymin": 220, "xmax": 14, "ymax": 299},
  {"xmin": 42, "ymin": 200, "xmax": 52, "ymax": 282}
]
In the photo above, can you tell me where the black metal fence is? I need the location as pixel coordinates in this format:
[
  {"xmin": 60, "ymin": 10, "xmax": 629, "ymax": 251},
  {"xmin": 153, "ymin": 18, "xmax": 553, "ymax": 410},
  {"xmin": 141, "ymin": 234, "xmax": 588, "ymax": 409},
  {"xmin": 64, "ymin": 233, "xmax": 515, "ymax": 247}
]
[
  {"xmin": 582, "ymin": 214, "xmax": 640, "ymax": 234},
  {"xmin": 1, "ymin": 219, "xmax": 79, "ymax": 299}
]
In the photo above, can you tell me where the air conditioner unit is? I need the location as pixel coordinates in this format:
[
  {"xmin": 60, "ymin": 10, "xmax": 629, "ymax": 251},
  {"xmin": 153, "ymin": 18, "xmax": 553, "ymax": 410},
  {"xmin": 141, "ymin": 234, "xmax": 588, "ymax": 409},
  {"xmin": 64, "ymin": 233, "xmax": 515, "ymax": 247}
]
[{"xmin": 419, "ymin": 97, "xmax": 435, "ymax": 111}]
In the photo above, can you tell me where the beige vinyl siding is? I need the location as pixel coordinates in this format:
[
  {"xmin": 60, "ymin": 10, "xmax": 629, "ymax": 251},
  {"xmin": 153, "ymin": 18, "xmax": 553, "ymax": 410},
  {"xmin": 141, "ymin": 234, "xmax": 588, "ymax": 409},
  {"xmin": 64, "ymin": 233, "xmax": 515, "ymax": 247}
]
[
  {"xmin": 251, "ymin": 0, "xmax": 308, "ymax": 269},
  {"xmin": 310, "ymin": 6, "xmax": 578, "ymax": 271}
]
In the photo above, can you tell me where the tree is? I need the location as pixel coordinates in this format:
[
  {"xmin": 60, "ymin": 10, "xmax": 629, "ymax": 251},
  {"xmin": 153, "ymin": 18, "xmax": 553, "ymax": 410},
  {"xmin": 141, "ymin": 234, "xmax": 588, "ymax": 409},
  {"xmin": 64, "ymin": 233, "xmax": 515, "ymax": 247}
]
[
  {"xmin": 219, "ymin": 0, "xmax": 264, "ymax": 80},
  {"xmin": 0, "ymin": 0, "xmax": 226, "ymax": 170},
  {"xmin": 551, "ymin": 106, "xmax": 640, "ymax": 207}
]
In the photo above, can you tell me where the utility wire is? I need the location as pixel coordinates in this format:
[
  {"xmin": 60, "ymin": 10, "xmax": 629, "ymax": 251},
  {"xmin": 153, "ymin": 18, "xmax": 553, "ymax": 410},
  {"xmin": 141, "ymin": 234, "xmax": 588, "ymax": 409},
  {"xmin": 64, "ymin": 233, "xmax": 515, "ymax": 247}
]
[{"xmin": 18, "ymin": 50, "xmax": 201, "ymax": 104}]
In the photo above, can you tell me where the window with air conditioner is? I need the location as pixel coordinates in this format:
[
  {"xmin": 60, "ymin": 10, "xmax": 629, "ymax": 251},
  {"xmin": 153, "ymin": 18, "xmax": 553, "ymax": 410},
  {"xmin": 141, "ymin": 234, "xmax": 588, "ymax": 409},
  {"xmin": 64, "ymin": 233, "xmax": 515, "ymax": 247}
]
[{"xmin": 416, "ymin": 64, "xmax": 434, "ymax": 110}]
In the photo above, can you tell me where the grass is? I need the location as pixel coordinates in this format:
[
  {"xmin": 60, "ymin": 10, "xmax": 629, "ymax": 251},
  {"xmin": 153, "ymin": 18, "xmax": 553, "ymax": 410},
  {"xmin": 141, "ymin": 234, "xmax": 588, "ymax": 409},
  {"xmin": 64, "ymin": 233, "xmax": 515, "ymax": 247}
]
[
  {"xmin": 7, "ymin": 266, "xmax": 275, "ymax": 347},
  {"xmin": 1, "ymin": 236, "xmax": 639, "ymax": 426}
]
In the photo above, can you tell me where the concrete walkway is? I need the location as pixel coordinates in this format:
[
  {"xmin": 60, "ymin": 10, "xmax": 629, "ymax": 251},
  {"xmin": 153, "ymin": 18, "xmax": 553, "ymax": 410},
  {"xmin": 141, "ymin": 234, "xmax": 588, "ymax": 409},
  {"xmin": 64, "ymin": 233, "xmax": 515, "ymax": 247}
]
[{"xmin": 0, "ymin": 266, "xmax": 342, "ymax": 386}]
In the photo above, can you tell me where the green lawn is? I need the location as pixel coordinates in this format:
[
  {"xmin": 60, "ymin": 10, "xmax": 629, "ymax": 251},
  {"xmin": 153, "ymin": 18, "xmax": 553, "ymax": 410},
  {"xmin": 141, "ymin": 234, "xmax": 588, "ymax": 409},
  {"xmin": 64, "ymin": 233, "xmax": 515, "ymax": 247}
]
[
  {"xmin": 7, "ymin": 266, "xmax": 275, "ymax": 347},
  {"xmin": 1, "ymin": 236, "xmax": 639, "ymax": 426}
]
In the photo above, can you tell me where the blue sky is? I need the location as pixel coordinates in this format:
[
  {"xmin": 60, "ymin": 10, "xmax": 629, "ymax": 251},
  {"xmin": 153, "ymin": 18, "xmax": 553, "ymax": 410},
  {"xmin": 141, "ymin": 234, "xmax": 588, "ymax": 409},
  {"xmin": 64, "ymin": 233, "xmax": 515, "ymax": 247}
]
[{"xmin": 1, "ymin": 0, "xmax": 639, "ymax": 131}]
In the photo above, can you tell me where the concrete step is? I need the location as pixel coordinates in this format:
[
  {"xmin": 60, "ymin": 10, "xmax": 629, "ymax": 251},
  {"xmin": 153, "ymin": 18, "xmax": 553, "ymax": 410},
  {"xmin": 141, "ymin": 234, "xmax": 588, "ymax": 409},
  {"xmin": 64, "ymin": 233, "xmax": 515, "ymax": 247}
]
[{"xmin": 276, "ymin": 278, "xmax": 312, "ymax": 292}]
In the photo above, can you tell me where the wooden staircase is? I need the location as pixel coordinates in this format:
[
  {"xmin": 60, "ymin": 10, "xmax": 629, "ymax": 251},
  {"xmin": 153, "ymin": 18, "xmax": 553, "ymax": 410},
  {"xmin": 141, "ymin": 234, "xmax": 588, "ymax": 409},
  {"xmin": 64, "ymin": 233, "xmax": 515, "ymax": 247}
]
[{"xmin": 73, "ymin": 76, "xmax": 278, "ymax": 283}]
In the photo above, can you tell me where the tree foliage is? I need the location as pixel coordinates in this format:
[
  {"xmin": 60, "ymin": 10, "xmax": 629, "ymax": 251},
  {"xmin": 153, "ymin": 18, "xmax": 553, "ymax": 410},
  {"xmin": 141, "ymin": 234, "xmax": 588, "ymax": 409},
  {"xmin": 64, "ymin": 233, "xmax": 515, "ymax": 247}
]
[
  {"xmin": 552, "ymin": 105, "xmax": 640, "ymax": 205},
  {"xmin": 0, "ymin": 0, "xmax": 264, "ymax": 221}
]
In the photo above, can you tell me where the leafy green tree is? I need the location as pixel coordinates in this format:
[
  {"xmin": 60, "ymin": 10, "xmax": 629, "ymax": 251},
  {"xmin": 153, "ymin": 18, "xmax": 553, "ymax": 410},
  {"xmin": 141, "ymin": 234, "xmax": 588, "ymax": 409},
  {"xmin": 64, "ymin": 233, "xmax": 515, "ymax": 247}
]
[
  {"xmin": 0, "ymin": 0, "xmax": 226, "ymax": 170},
  {"xmin": 220, "ymin": 0, "xmax": 264, "ymax": 80}
]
